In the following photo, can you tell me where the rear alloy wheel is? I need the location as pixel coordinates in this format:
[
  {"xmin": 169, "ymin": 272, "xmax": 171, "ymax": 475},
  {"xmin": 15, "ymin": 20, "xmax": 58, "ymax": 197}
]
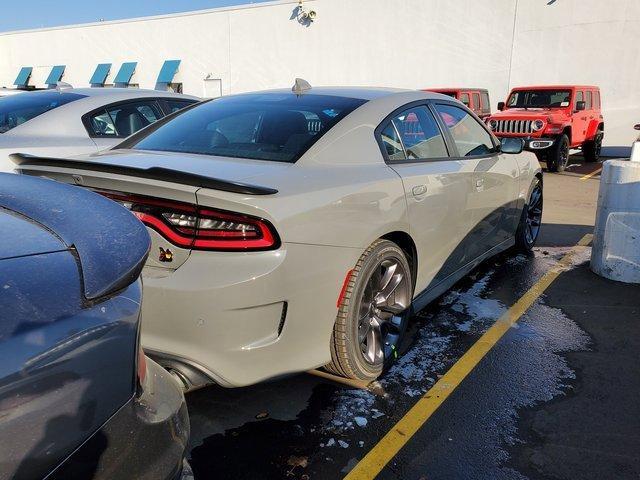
[
  {"xmin": 547, "ymin": 134, "xmax": 570, "ymax": 173},
  {"xmin": 326, "ymin": 240, "xmax": 413, "ymax": 381},
  {"xmin": 515, "ymin": 177, "xmax": 543, "ymax": 252},
  {"xmin": 583, "ymin": 129, "xmax": 603, "ymax": 163}
]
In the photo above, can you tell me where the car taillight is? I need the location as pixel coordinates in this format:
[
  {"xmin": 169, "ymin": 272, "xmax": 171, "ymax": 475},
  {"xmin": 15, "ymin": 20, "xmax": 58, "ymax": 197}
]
[{"xmin": 96, "ymin": 190, "xmax": 280, "ymax": 251}]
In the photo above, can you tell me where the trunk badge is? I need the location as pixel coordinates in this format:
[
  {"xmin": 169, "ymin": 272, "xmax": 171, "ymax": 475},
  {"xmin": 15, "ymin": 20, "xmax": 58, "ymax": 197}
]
[{"xmin": 159, "ymin": 247, "xmax": 174, "ymax": 263}]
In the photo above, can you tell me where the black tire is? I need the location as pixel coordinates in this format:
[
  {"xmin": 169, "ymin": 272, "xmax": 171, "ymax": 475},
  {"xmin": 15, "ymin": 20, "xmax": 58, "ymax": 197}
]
[
  {"xmin": 515, "ymin": 177, "xmax": 543, "ymax": 252},
  {"xmin": 547, "ymin": 134, "xmax": 570, "ymax": 173},
  {"xmin": 325, "ymin": 239, "xmax": 413, "ymax": 381},
  {"xmin": 583, "ymin": 129, "xmax": 603, "ymax": 163}
]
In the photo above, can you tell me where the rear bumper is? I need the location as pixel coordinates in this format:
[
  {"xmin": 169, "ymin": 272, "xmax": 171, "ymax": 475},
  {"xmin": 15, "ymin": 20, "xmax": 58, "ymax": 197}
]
[
  {"xmin": 49, "ymin": 359, "xmax": 189, "ymax": 480},
  {"xmin": 139, "ymin": 242, "xmax": 362, "ymax": 388}
]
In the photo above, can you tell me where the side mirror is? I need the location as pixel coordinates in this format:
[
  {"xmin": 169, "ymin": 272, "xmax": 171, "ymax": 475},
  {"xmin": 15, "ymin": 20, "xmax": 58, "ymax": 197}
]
[
  {"xmin": 634, "ymin": 124, "xmax": 640, "ymax": 131},
  {"xmin": 500, "ymin": 137, "xmax": 524, "ymax": 155},
  {"xmin": 497, "ymin": 101, "xmax": 505, "ymax": 111},
  {"xmin": 575, "ymin": 101, "xmax": 586, "ymax": 111}
]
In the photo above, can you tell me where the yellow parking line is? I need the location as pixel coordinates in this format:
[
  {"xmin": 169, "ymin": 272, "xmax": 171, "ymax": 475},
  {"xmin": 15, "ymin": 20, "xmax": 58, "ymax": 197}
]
[
  {"xmin": 344, "ymin": 234, "xmax": 593, "ymax": 480},
  {"xmin": 580, "ymin": 167, "xmax": 602, "ymax": 181}
]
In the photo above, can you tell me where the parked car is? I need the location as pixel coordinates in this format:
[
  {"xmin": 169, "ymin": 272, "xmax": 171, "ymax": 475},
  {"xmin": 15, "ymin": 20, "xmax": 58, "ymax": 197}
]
[
  {"xmin": 0, "ymin": 87, "xmax": 28, "ymax": 98},
  {"xmin": 0, "ymin": 173, "xmax": 190, "ymax": 479},
  {"xmin": 0, "ymin": 87, "xmax": 200, "ymax": 172},
  {"xmin": 14, "ymin": 85, "xmax": 542, "ymax": 386},
  {"xmin": 486, "ymin": 85, "xmax": 604, "ymax": 172},
  {"xmin": 425, "ymin": 88, "xmax": 491, "ymax": 119}
]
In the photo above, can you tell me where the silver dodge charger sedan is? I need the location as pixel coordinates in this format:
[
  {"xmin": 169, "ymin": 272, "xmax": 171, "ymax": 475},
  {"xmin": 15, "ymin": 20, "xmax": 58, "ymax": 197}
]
[
  {"xmin": 0, "ymin": 87, "xmax": 199, "ymax": 172},
  {"xmin": 14, "ymin": 84, "xmax": 543, "ymax": 388}
]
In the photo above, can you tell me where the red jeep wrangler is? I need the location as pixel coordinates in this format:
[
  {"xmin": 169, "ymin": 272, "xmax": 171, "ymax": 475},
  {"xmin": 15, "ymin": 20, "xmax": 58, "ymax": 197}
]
[
  {"xmin": 486, "ymin": 85, "xmax": 604, "ymax": 172},
  {"xmin": 425, "ymin": 88, "xmax": 491, "ymax": 119}
]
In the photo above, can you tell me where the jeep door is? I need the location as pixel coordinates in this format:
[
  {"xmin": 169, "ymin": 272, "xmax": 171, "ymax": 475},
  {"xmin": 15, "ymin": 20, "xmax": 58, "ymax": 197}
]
[
  {"xmin": 379, "ymin": 103, "xmax": 475, "ymax": 293},
  {"xmin": 431, "ymin": 102, "xmax": 520, "ymax": 261},
  {"xmin": 572, "ymin": 90, "xmax": 589, "ymax": 145}
]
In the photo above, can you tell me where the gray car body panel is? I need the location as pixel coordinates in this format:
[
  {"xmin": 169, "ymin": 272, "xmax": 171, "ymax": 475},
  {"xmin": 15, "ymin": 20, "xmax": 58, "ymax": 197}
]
[{"xmin": 15, "ymin": 87, "xmax": 541, "ymax": 387}]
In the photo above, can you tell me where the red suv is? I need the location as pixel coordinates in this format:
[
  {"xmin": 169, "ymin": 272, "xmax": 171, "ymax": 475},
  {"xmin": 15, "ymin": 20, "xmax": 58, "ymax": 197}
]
[
  {"xmin": 425, "ymin": 88, "xmax": 491, "ymax": 119},
  {"xmin": 486, "ymin": 85, "xmax": 604, "ymax": 172}
]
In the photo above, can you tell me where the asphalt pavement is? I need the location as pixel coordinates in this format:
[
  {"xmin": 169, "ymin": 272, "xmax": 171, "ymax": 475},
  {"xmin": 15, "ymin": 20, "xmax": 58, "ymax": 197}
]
[{"xmin": 186, "ymin": 156, "xmax": 640, "ymax": 480}]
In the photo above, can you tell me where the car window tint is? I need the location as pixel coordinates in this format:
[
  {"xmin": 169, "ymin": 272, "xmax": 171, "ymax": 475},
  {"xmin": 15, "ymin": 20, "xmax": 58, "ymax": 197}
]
[
  {"xmin": 389, "ymin": 106, "xmax": 447, "ymax": 160},
  {"xmin": 165, "ymin": 99, "xmax": 195, "ymax": 114},
  {"xmin": 0, "ymin": 91, "xmax": 85, "ymax": 133},
  {"xmin": 481, "ymin": 92, "xmax": 490, "ymax": 111},
  {"xmin": 129, "ymin": 94, "xmax": 367, "ymax": 163},
  {"xmin": 434, "ymin": 104, "xmax": 495, "ymax": 157},
  {"xmin": 380, "ymin": 123, "xmax": 405, "ymax": 161},
  {"xmin": 585, "ymin": 91, "xmax": 593, "ymax": 109},
  {"xmin": 89, "ymin": 110, "xmax": 117, "ymax": 136},
  {"xmin": 104, "ymin": 101, "xmax": 163, "ymax": 137},
  {"xmin": 472, "ymin": 93, "xmax": 480, "ymax": 110},
  {"xmin": 460, "ymin": 93, "xmax": 470, "ymax": 107}
]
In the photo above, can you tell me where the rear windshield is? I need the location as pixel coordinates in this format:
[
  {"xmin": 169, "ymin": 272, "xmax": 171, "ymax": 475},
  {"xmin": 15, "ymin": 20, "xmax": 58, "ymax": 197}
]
[
  {"xmin": 0, "ymin": 91, "xmax": 85, "ymax": 133},
  {"xmin": 129, "ymin": 93, "xmax": 367, "ymax": 163}
]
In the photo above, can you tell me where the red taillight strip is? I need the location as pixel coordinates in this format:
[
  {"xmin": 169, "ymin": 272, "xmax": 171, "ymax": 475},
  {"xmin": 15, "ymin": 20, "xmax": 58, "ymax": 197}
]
[{"xmin": 95, "ymin": 190, "xmax": 280, "ymax": 251}]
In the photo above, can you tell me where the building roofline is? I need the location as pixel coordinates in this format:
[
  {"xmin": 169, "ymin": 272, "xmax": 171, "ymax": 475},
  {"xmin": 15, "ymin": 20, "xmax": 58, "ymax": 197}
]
[{"xmin": 0, "ymin": 0, "xmax": 303, "ymax": 36}]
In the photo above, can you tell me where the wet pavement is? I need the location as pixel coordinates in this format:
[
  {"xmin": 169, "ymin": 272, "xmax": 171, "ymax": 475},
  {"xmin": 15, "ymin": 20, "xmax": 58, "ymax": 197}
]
[{"xmin": 185, "ymin": 160, "xmax": 640, "ymax": 479}]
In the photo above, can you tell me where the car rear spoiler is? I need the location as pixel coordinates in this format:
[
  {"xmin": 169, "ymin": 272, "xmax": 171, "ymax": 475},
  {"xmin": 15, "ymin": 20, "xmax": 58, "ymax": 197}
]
[
  {"xmin": 11, "ymin": 153, "xmax": 279, "ymax": 196},
  {"xmin": 0, "ymin": 172, "xmax": 150, "ymax": 301}
]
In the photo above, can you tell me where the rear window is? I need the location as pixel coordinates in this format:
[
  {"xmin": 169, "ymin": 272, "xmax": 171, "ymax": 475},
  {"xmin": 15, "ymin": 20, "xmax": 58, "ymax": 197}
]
[
  {"xmin": 129, "ymin": 93, "xmax": 367, "ymax": 163},
  {"xmin": 0, "ymin": 91, "xmax": 85, "ymax": 133}
]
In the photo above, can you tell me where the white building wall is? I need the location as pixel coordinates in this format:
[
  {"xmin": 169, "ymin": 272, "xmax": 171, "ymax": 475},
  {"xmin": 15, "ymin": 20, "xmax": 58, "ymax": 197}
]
[{"xmin": 0, "ymin": 0, "xmax": 638, "ymax": 149}]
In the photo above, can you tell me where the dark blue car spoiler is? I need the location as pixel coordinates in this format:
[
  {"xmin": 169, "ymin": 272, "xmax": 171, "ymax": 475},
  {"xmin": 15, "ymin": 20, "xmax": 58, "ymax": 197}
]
[{"xmin": 0, "ymin": 173, "xmax": 151, "ymax": 301}]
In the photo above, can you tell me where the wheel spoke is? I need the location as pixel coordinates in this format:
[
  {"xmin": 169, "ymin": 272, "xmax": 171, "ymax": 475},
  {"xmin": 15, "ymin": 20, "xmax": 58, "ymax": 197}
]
[
  {"xmin": 375, "ymin": 273, "xmax": 403, "ymax": 307},
  {"xmin": 378, "ymin": 262, "xmax": 397, "ymax": 292},
  {"xmin": 378, "ymin": 302, "xmax": 407, "ymax": 315}
]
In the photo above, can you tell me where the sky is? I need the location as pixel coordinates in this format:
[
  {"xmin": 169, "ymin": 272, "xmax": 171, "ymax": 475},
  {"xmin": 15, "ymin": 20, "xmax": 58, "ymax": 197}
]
[{"xmin": 0, "ymin": 0, "xmax": 272, "ymax": 33}]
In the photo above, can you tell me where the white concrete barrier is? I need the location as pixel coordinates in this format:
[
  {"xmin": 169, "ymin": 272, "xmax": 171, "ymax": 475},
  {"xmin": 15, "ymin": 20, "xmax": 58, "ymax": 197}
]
[{"xmin": 591, "ymin": 159, "xmax": 640, "ymax": 284}]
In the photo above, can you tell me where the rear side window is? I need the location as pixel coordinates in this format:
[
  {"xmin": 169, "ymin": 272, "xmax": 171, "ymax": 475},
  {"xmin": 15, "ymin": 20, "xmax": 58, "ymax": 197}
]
[
  {"xmin": 585, "ymin": 91, "xmax": 593, "ymax": 109},
  {"xmin": 434, "ymin": 104, "xmax": 495, "ymax": 157},
  {"xmin": 381, "ymin": 106, "xmax": 447, "ymax": 161},
  {"xmin": 164, "ymin": 99, "xmax": 197, "ymax": 114},
  {"xmin": 380, "ymin": 123, "xmax": 405, "ymax": 161},
  {"xmin": 459, "ymin": 93, "xmax": 470, "ymax": 107},
  {"xmin": 88, "ymin": 100, "xmax": 163, "ymax": 137},
  {"xmin": 129, "ymin": 94, "xmax": 367, "ymax": 163},
  {"xmin": 480, "ymin": 92, "xmax": 490, "ymax": 112},
  {"xmin": 594, "ymin": 91, "xmax": 601, "ymax": 109},
  {"xmin": 472, "ymin": 93, "xmax": 481, "ymax": 111},
  {"xmin": 0, "ymin": 91, "xmax": 85, "ymax": 133}
]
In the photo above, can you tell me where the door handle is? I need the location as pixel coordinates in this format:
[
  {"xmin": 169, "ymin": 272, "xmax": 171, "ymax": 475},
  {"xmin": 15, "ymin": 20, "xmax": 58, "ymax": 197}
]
[{"xmin": 412, "ymin": 185, "xmax": 427, "ymax": 197}]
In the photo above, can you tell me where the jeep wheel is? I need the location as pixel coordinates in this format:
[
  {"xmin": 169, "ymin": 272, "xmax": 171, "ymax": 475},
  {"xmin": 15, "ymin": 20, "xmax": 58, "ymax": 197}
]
[
  {"xmin": 326, "ymin": 240, "xmax": 413, "ymax": 381},
  {"xmin": 547, "ymin": 134, "xmax": 570, "ymax": 173},
  {"xmin": 583, "ymin": 129, "xmax": 603, "ymax": 163}
]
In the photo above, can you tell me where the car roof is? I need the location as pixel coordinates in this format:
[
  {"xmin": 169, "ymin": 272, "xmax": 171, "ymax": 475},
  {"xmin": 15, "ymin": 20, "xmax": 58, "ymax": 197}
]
[
  {"xmin": 22, "ymin": 87, "xmax": 200, "ymax": 101},
  {"xmin": 510, "ymin": 85, "xmax": 599, "ymax": 90},
  {"xmin": 235, "ymin": 86, "xmax": 417, "ymax": 101}
]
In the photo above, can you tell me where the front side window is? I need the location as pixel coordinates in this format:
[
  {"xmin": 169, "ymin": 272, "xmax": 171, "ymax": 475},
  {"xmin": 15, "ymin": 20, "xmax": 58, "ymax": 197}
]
[
  {"xmin": 507, "ymin": 90, "xmax": 571, "ymax": 108},
  {"xmin": 434, "ymin": 104, "xmax": 495, "ymax": 157},
  {"xmin": 128, "ymin": 94, "xmax": 367, "ymax": 163},
  {"xmin": 460, "ymin": 93, "xmax": 470, "ymax": 107},
  {"xmin": 88, "ymin": 100, "xmax": 163, "ymax": 137},
  {"xmin": 575, "ymin": 91, "xmax": 584, "ymax": 108},
  {"xmin": 0, "ymin": 91, "xmax": 85, "ymax": 133}
]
